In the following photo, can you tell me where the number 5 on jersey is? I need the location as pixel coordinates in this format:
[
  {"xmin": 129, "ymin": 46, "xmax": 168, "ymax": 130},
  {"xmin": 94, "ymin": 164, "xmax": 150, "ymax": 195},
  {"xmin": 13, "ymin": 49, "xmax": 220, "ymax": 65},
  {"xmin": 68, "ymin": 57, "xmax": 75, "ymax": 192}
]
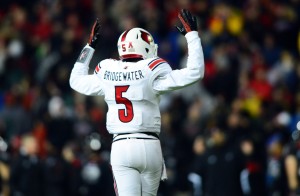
[{"xmin": 115, "ymin": 86, "xmax": 134, "ymax": 123}]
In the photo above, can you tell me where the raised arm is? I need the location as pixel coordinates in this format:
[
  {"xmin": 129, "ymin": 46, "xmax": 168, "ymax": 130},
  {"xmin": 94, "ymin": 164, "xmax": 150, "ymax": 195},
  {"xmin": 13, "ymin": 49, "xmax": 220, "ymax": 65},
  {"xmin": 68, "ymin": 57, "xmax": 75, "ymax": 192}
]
[
  {"xmin": 152, "ymin": 9, "xmax": 205, "ymax": 93},
  {"xmin": 69, "ymin": 19, "xmax": 104, "ymax": 96}
]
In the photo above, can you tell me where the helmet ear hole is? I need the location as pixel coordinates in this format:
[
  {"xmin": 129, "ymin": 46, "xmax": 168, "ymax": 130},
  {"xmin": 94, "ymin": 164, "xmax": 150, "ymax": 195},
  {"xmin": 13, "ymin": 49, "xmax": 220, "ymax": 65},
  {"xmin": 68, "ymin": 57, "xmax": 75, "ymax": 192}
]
[{"xmin": 145, "ymin": 48, "xmax": 149, "ymax": 53}]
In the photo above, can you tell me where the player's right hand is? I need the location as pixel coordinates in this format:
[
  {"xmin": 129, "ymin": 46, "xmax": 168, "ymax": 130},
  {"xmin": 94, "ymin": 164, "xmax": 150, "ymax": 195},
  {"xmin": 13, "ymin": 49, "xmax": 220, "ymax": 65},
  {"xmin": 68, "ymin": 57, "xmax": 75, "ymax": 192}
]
[
  {"xmin": 176, "ymin": 9, "xmax": 198, "ymax": 36},
  {"xmin": 88, "ymin": 18, "xmax": 101, "ymax": 49}
]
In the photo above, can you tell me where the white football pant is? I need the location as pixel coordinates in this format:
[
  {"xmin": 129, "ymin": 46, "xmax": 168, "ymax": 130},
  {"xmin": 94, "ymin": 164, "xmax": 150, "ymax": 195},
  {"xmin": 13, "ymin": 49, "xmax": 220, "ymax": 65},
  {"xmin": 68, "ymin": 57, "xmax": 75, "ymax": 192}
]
[{"xmin": 111, "ymin": 138, "xmax": 163, "ymax": 196}]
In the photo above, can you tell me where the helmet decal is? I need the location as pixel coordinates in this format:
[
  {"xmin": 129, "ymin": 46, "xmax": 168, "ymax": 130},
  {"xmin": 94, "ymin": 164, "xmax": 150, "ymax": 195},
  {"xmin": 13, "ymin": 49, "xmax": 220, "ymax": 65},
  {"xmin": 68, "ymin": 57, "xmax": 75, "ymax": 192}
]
[
  {"xmin": 128, "ymin": 42, "xmax": 135, "ymax": 52},
  {"xmin": 140, "ymin": 30, "xmax": 151, "ymax": 44},
  {"xmin": 121, "ymin": 30, "xmax": 130, "ymax": 42}
]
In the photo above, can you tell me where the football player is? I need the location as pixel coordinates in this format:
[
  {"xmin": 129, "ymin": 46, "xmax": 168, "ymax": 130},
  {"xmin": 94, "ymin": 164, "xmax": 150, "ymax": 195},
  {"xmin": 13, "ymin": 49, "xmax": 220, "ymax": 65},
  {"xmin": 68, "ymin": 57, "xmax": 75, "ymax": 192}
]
[{"xmin": 70, "ymin": 9, "xmax": 205, "ymax": 196}]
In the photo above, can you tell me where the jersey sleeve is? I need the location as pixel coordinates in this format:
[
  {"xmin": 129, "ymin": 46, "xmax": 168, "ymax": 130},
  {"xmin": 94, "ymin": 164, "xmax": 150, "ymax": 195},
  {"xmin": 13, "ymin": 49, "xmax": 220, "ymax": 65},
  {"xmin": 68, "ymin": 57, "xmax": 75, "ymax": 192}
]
[
  {"xmin": 69, "ymin": 44, "xmax": 104, "ymax": 96},
  {"xmin": 151, "ymin": 31, "xmax": 205, "ymax": 94}
]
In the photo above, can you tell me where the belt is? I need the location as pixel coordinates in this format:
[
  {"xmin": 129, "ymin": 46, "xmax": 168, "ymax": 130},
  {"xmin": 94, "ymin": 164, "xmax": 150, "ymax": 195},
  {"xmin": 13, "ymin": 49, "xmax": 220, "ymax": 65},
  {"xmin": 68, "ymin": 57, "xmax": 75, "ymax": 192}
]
[{"xmin": 113, "ymin": 132, "xmax": 159, "ymax": 142}]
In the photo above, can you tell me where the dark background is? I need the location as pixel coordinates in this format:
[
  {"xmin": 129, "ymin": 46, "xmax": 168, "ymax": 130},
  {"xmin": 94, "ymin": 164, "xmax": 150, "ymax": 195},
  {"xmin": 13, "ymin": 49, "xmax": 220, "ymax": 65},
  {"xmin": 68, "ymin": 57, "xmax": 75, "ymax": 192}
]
[{"xmin": 0, "ymin": 0, "xmax": 299, "ymax": 195}]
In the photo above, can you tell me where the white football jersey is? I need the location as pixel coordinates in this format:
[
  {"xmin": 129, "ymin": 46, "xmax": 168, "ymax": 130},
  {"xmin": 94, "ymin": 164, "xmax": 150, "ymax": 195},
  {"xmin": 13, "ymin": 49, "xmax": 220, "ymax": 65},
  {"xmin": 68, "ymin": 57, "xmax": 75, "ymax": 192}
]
[
  {"xmin": 94, "ymin": 57, "xmax": 171, "ymax": 134},
  {"xmin": 70, "ymin": 31, "xmax": 205, "ymax": 135}
]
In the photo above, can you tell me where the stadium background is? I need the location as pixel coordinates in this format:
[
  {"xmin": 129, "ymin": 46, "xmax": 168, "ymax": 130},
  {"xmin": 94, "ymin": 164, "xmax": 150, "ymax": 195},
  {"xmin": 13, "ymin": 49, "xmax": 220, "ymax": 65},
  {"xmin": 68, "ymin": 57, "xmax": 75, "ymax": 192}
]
[{"xmin": 0, "ymin": 0, "xmax": 299, "ymax": 195}]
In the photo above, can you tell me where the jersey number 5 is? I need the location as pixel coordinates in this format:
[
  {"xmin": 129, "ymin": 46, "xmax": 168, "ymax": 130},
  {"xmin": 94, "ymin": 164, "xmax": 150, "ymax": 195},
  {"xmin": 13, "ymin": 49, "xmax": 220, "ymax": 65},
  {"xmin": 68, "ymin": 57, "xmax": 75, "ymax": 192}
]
[{"xmin": 115, "ymin": 85, "xmax": 134, "ymax": 123}]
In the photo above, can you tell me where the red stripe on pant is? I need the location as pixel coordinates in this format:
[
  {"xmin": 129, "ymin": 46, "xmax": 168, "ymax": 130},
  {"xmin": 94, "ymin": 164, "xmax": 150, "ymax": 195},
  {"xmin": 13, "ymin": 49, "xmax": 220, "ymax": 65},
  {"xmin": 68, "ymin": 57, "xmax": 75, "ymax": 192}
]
[{"xmin": 113, "ymin": 173, "xmax": 119, "ymax": 196}]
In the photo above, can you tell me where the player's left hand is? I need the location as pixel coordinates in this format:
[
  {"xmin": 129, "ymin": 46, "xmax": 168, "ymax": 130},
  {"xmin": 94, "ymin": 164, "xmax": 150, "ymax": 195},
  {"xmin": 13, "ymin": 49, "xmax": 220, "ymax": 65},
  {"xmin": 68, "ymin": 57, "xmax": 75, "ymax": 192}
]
[
  {"xmin": 88, "ymin": 18, "xmax": 101, "ymax": 49},
  {"xmin": 176, "ymin": 9, "xmax": 198, "ymax": 36}
]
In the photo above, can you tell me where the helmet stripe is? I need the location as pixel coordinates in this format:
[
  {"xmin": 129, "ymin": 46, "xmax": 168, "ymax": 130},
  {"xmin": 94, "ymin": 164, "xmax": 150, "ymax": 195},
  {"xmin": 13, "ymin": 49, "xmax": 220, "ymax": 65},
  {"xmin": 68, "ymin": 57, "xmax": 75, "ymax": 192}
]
[{"xmin": 121, "ymin": 30, "xmax": 130, "ymax": 42}]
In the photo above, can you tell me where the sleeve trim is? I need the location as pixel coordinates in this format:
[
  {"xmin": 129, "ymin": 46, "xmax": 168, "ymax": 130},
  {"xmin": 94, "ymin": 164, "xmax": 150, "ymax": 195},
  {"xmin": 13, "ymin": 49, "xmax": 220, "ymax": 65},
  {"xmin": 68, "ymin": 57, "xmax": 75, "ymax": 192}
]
[{"xmin": 148, "ymin": 58, "xmax": 167, "ymax": 71}]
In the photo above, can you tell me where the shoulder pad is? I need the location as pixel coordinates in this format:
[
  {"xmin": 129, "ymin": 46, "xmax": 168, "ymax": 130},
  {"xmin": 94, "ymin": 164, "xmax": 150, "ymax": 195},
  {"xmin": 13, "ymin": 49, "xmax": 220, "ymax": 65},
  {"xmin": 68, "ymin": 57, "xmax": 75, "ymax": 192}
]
[
  {"xmin": 147, "ymin": 57, "xmax": 167, "ymax": 71},
  {"xmin": 94, "ymin": 59, "xmax": 119, "ymax": 74}
]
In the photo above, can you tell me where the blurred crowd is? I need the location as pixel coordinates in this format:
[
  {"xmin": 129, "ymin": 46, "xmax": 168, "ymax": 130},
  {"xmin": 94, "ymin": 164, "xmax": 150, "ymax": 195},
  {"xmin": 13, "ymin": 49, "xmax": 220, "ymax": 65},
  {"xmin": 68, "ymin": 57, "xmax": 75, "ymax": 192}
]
[{"xmin": 0, "ymin": 0, "xmax": 299, "ymax": 195}]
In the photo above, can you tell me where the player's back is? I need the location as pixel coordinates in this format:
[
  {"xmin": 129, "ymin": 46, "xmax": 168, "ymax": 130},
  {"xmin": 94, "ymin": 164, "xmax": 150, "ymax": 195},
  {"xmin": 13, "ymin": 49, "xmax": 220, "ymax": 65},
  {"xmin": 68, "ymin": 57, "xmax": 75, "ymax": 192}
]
[{"xmin": 94, "ymin": 58, "xmax": 162, "ymax": 134}]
